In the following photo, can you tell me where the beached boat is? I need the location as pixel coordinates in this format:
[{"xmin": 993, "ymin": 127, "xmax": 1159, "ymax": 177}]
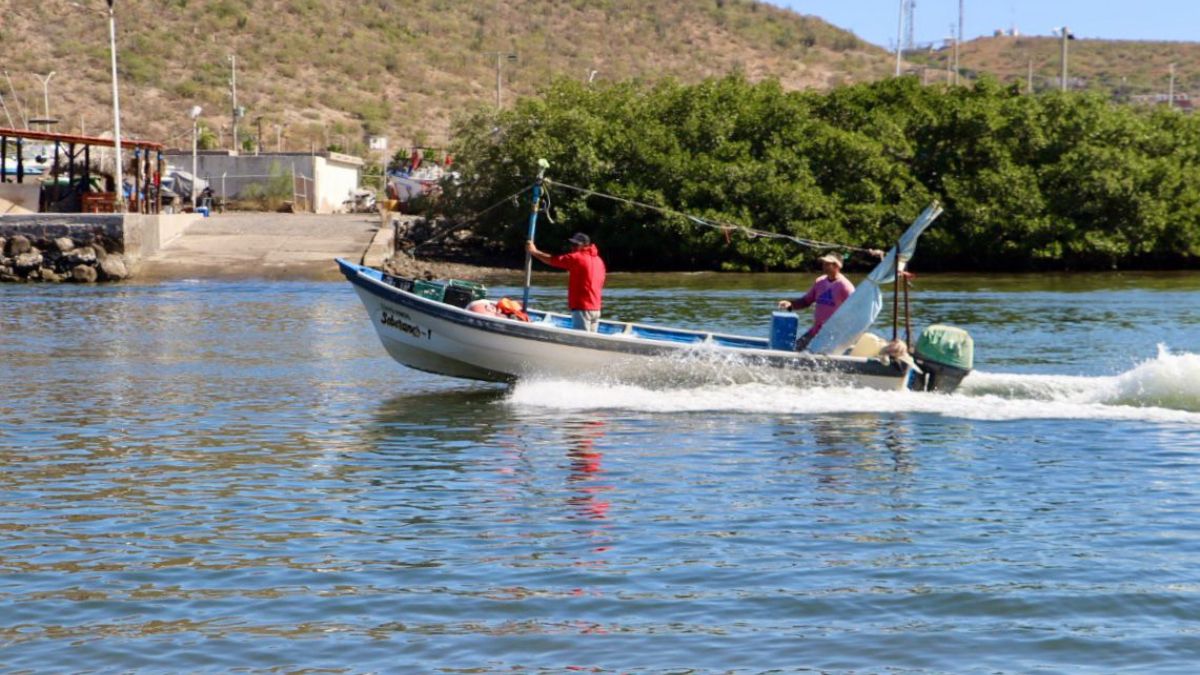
[
  {"xmin": 338, "ymin": 200, "xmax": 974, "ymax": 392},
  {"xmin": 1, "ymin": 158, "xmax": 44, "ymax": 176}
]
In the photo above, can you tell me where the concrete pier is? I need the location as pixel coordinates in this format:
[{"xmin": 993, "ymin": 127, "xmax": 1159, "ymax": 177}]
[
  {"xmin": 134, "ymin": 212, "xmax": 384, "ymax": 281},
  {"xmin": 0, "ymin": 212, "xmax": 385, "ymax": 282},
  {"xmin": 1, "ymin": 211, "xmax": 505, "ymax": 283}
]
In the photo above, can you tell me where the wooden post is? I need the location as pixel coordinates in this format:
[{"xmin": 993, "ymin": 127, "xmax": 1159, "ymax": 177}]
[
  {"xmin": 67, "ymin": 142, "xmax": 76, "ymax": 197},
  {"xmin": 156, "ymin": 151, "xmax": 164, "ymax": 213}
]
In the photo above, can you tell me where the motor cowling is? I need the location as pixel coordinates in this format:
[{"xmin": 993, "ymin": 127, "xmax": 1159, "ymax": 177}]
[{"xmin": 911, "ymin": 324, "xmax": 974, "ymax": 393}]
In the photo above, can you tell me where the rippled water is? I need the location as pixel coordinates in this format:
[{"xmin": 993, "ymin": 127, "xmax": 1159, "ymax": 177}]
[{"xmin": 2, "ymin": 272, "xmax": 1199, "ymax": 672}]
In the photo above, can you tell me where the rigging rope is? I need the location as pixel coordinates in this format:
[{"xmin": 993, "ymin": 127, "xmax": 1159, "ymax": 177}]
[
  {"xmin": 406, "ymin": 183, "xmax": 534, "ymax": 254},
  {"xmin": 545, "ymin": 179, "xmax": 883, "ymax": 257},
  {"xmin": 405, "ymin": 177, "xmax": 883, "ymax": 260}
]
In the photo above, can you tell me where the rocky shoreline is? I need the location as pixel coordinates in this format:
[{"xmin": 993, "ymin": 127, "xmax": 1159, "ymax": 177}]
[
  {"xmin": 377, "ymin": 251, "xmax": 519, "ymax": 284},
  {"xmin": 377, "ymin": 216, "xmax": 521, "ymax": 283},
  {"xmin": 1, "ymin": 233, "xmax": 129, "ymax": 283}
]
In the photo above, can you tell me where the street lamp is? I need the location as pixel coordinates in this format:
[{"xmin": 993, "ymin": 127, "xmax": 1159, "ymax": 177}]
[
  {"xmin": 189, "ymin": 105, "xmax": 202, "ymax": 211},
  {"xmin": 1055, "ymin": 26, "xmax": 1075, "ymax": 92},
  {"xmin": 33, "ymin": 71, "xmax": 56, "ymax": 131},
  {"xmin": 485, "ymin": 51, "xmax": 517, "ymax": 109},
  {"xmin": 106, "ymin": 0, "xmax": 125, "ymax": 212}
]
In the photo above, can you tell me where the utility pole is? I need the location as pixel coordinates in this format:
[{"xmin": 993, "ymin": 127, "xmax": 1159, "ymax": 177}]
[
  {"xmin": 4, "ymin": 69, "xmax": 28, "ymax": 128},
  {"xmin": 0, "ymin": 88, "xmax": 13, "ymax": 128},
  {"xmin": 1060, "ymin": 28, "xmax": 1067, "ymax": 92},
  {"xmin": 189, "ymin": 105, "xmax": 202, "ymax": 211},
  {"xmin": 229, "ymin": 53, "xmax": 238, "ymax": 152},
  {"xmin": 904, "ymin": 0, "xmax": 915, "ymax": 52},
  {"xmin": 947, "ymin": 25, "xmax": 955, "ymax": 84},
  {"xmin": 894, "ymin": 0, "xmax": 904, "ymax": 77},
  {"xmin": 954, "ymin": 0, "xmax": 963, "ymax": 85},
  {"xmin": 1027, "ymin": 59, "xmax": 1034, "ymax": 94},
  {"xmin": 495, "ymin": 52, "xmax": 503, "ymax": 108},
  {"xmin": 1168, "ymin": 63, "xmax": 1176, "ymax": 108},
  {"xmin": 946, "ymin": 59, "xmax": 952, "ymax": 85},
  {"xmin": 107, "ymin": 0, "xmax": 125, "ymax": 212},
  {"xmin": 486, "ymin": 51, "xmax": 517, "ymax": 108}
]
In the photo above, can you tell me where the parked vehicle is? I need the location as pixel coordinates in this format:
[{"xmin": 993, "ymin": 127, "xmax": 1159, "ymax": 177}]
[{"xmin": 343, "ymin": 188, "xmax": 377, "ymax": 213}]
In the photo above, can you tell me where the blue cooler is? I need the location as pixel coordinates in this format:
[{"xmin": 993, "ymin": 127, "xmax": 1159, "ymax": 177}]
[{"xmin": 769, "ymin": 311, "xmax": 799, "ymax": 351}]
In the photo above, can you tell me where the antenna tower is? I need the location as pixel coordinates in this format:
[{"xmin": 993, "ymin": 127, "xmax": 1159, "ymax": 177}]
[{"xmin": 904, "ymin": 0, "xmax": 916, "ymax": 51}]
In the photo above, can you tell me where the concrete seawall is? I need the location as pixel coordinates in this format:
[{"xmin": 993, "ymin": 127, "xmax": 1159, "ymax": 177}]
[{"xmin": 124, "ymin": 213, "xmax": 205, "ymax": 259}]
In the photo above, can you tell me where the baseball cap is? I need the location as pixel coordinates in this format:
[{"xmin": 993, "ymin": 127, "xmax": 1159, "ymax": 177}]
[
  {"xmin": 568, "ymin": 232, "xmax": 591, "ymax": 246},
  {"xmin": 817, "ymin": 252, "xmax": 843, "ymax": 267}
]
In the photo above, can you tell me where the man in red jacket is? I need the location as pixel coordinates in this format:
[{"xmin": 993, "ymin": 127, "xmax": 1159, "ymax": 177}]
[{"xmin": 526, "ymin": 232, "xmax": 607, "ymax": 332}]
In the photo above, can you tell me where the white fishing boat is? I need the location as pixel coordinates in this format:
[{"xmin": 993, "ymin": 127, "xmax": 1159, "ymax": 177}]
[
  {"xmin": 1, "ymin": 158, "xmax": 44, "ymax": 176},
  {"xmin": 339, "ymin": 202, "xmax": 974, "ymax": 392}
]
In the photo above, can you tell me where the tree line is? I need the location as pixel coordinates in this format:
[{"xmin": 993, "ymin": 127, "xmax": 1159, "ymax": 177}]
[{"xmin": 441, "ymin": 75, "xmax": 1200, "ymax": 272}]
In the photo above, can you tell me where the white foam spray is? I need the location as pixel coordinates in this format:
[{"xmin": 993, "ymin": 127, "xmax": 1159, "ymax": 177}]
[{"xmin": 505, "ymin": 346, "xmax": 1200, "ymax": 424}]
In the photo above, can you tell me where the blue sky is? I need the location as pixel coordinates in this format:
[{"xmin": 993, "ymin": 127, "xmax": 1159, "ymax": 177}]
[{"xmin": 770, "ymin": 1, "xmax": 1198, "ymax": 48}]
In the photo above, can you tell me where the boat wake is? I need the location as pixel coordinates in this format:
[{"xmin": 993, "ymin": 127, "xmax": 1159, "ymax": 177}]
[{"xmin": 505, "ymin": 346, "xmax": 1200, "ymax": 423}]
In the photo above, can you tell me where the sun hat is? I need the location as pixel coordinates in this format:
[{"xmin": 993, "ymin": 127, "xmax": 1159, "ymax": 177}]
[{"xmin": 817, "ymin": 252, "xmax": 843, "ymax": 267}]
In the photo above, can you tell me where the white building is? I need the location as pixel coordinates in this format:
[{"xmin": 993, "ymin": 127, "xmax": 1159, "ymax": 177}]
[{"xmin": 163, "ymin": 149, "xmax": 364, "ymax": 214}]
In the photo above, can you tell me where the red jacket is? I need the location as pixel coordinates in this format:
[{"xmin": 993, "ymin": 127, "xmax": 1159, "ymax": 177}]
[{"xmin": 547, "ymin": 244, "xmax": 606, "ymax": 311}]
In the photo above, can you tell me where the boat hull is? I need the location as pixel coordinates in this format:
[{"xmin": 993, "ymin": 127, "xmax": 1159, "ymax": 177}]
[{"xmin": 340, "ymin": 260, "xmax": 915, "ymax": 391}]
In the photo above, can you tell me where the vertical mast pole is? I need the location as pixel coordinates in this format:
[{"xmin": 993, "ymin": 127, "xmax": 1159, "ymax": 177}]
[{"xmin": 521, "ymin": 159, "xmax": 550, "ymax": 311}]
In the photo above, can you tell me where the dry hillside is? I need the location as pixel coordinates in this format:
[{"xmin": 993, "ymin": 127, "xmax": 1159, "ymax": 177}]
[
  {"xmin": 4, "ymin": 1, "xmax": 1195, "ymax": 161},
  {"xmin": 910, "ymin": 34, "xmax": 1200, "ymax": 98},
  {"xmin": 0, "ymin": 0, "xmax": 891, "ymax": 155}
]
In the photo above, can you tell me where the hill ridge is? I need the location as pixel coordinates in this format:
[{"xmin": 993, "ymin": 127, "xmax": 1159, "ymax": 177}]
[
  {"xmin": 2, "ymin": 1, "xmax": 1196, "ymax": 159},
  {"xmin": 2, "ymin": 0, "xmax": 888, "ymax": 154}
]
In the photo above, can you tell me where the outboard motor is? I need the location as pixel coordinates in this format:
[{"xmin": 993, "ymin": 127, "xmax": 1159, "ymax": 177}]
[{"xmin": 911, "ymin": 325, "xmax": 974, "ymax": 393}]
